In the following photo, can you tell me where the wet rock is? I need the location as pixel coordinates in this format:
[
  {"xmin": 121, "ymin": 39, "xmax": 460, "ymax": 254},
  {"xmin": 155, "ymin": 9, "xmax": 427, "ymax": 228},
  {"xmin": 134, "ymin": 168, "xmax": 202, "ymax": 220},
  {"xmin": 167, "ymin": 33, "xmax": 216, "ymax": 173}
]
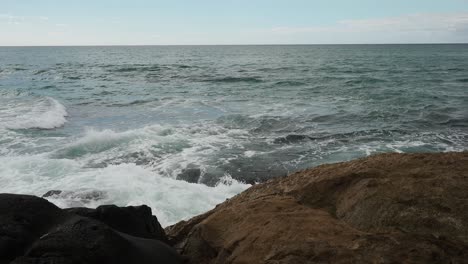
[
  {"xmin": 11, "ymin": 216, "xmax": 180, "ymax": 264},
  {"xmin": 166, "ymin": 152, "xmax": 468, "ymax": 264},
  {"xmin": 42, "ymin": 190, "xmax": 63, "ymax": 198},
  {"xmin": 273, "ymin": 134, "xmax": 313, "ymax": 144},
  {"xmin": 0, "ymin": 194, "xmax": 63, "ymax": 263},
  {"xmin": 41, "ymin": 189, "xmax": 107, "ymax": 205},
  {"xmin": 66, "ymin": 205, "xmax": 168, "ymax": 243},
  {"xmin": 0, "ymin": 194, "xmax": 183, "ymax": 264},
  {"xmin": 176, "ymin": 167, "xmax": 201, "ymax": 184}
]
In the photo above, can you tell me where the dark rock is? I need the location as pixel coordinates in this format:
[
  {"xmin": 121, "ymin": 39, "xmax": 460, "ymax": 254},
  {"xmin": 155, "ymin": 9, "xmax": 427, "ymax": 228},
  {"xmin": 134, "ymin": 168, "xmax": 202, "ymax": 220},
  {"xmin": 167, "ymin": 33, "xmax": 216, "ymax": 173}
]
[
  {"xmin": 66, "ymin": 205, "xmax": 168, "ymax": 243},
  {"xmin": 0, "ymin": 194, "xmax": 63, "ymax": 263},
  {"xmin": 42, "ymin": 190, "xmax": 63, "ymax": 198},
  {"xmin": 0, "ymin": 194, "xmax": 183, "ymax": 264},
  {"xmin": 273, "ymin": 134, "xmax": 313, "ymax": 144},
  {"xmin": 176, "ymin": 168, "xmax": 201, "ymax": 184},
  {"xmin": 11, "ymin": 216, "xmax": 180, "ymax": 264},
  {"xmin": 42, "ymin": 190, "xmax": 106, "ymax": 202}
]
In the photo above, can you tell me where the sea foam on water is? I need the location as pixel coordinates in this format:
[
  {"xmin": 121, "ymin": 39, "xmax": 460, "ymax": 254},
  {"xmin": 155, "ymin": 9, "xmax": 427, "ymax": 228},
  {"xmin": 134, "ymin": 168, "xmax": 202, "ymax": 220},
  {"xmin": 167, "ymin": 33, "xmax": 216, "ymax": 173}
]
[{"xmin": 0, "ymin": 45, "xmax": 466, "ymax": 226}]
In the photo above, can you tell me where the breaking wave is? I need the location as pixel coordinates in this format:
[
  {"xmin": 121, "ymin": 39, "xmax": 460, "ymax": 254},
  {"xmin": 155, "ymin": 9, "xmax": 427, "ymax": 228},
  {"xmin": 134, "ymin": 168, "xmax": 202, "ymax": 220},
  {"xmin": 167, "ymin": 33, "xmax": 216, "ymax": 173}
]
[{"xmin": 0, "ymin": 95, "xmax": 68, "ymax": 130}]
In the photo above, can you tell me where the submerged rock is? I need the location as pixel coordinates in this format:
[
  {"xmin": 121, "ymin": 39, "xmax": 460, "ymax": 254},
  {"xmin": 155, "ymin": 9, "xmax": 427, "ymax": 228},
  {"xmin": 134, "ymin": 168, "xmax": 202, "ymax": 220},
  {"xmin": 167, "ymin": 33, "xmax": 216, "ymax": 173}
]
[
  {"xmin": 273, "ymin": 134, "xmax": 314, "ymax": 144},
  {"xmin": 177, "ymin": 167, "xmax": 201, "ymax": 184},
  {"xmin": 0, "ymin": 194, "xmax": 183, "ymax": 264},
  {"xmin": 166, "ymin": 152, "xmax": 468, "ymax": 264}
]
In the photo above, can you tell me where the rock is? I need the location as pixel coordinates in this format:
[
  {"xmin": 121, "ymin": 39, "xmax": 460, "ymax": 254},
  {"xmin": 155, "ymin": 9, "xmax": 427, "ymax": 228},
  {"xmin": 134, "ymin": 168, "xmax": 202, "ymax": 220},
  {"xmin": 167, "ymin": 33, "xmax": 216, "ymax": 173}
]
[
  {"xmin": 11, "ymin": 216, "xmax": 179, "ymax": 264},
  {"xmin": 41, "ymin": 189, "xmax": 107, "ymax": 208},
  {"xmin": 273, "ymin": 134, "xmax": 313, "ymax": 144},
  {"xmin": 177, "ymin": 167, "xmax": 201, "ymax": 184},
  {"xmin": 42, "ymin": 190, "xmax": 63, "ymax": 198},
  {"xmin": 166, "ymin": 152, "xmax": 468, "ymax": 264},
  {"xmin": 0, "ymin": 194, "xmax": 183, "ymax": 264},
  {"xmin": 66, "ymin": 204, "xmax": 168, "ymax": 243},
  {"xmin": 0, "ymin": 194, "xmax": 63, "ymax": 263},
  {"xmin": 42, "ymin": 189, "xmax": 106, "ymax": 202}
]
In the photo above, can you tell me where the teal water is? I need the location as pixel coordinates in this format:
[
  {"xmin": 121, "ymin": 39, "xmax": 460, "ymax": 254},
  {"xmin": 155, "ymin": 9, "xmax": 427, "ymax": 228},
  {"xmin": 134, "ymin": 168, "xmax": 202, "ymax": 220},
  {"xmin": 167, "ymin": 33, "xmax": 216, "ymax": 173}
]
[{"xmin": 0, "ymin": 45, "xmax": 467, "ymax": 225}]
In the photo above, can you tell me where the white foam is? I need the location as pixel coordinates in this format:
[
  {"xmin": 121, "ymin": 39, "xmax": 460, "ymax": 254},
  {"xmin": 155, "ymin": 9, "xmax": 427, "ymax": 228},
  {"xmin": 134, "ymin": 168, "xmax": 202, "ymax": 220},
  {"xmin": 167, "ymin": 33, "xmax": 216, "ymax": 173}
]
[
  {"xmin": 0, "ymin": 155, "xmax": 250, "ymax": 226},
  {"xmin": 53, "ymin": 123, "xmax": 250, "ymax": 179},
  {"xmin": 0, "ymin": 122, "xmax": 253, "ymax": 226},
  {"xmin": 244, "ymin": 150, "xmax": 257, "ymax": 158},
  {"xmin": 0, "ymin": 97, "xmax": 68, "ymax": 130}
]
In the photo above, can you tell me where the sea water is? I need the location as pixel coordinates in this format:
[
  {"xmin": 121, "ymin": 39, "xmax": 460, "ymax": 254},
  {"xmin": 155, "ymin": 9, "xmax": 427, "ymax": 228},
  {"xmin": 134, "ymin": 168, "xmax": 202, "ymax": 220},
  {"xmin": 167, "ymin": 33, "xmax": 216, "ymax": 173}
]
[{"xmin": 0, "ymin": 45, "xmax": 467, "ymax": 226}]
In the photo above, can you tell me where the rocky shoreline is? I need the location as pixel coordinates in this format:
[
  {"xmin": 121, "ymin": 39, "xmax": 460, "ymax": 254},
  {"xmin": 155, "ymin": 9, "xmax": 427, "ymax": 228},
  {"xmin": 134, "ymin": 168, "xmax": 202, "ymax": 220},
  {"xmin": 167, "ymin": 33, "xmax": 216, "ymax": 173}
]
[{"xmin": 1, "ymin": 152, "xmax": 467, "ymax": 263}]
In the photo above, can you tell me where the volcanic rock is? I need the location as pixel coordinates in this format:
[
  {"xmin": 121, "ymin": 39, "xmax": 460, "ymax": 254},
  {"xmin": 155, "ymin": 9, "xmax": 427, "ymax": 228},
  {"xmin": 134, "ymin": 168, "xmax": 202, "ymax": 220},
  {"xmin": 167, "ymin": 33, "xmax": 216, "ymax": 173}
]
[{"xmin": 0, "ymin": 194, "xmax": 183, "ymax": 264}]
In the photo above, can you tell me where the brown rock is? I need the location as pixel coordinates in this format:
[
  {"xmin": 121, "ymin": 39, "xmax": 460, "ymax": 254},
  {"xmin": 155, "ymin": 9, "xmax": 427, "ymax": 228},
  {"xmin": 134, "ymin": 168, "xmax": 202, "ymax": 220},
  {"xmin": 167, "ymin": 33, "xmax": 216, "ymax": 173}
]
[{"xmin": 166, "ymin": 152, "xmax": 468, "ymax": 264}]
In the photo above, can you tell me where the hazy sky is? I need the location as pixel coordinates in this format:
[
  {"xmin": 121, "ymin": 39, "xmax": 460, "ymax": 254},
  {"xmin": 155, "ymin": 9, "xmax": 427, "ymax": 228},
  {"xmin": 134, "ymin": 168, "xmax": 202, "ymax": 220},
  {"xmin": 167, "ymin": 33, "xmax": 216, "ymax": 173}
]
[{"xmin": 1, "ymin": 0, "xmax": 468, "ymax": 45}]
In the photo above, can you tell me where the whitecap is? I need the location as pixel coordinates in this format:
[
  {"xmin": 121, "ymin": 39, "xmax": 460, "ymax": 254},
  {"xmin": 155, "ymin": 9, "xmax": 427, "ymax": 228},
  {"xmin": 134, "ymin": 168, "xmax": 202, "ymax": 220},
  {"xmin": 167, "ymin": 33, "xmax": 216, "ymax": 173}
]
[
  {"xmin": 0, "ymin": 154, "xmax": 250, "ymax": 227},
  {"xmin": 244, "ymin": 150, "xmax": 257, "ymax": 158},
  {"xmin": 0, "ymin": 97, "xmax": 68, "ymax": 130}
]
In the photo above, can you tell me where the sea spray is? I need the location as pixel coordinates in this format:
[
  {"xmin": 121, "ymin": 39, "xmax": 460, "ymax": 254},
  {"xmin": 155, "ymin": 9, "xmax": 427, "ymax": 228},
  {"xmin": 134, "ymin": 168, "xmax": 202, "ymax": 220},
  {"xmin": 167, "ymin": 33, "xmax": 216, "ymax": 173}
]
[{"xmin": 0, "ymin": 45, "xmax": 466, "ymax": 226}]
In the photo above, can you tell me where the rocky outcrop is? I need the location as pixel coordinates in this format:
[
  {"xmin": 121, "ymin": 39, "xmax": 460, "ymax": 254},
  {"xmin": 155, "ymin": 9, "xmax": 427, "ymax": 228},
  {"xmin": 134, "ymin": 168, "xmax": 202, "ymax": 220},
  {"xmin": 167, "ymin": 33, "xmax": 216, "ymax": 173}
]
[
  {"xmin": 166, "ymin": 152, "xmax": 468, "ymax": 264},
  {"xmin": 2, "ymin": 152, "xmax": 467, "ymax": 264},
  {"xmin": 66, "ymin": 205, "xmax": 168, "ymax": 243},
  {"xmin": 0, "ymin": 194, "xmax": 183, "ymax": 264}
]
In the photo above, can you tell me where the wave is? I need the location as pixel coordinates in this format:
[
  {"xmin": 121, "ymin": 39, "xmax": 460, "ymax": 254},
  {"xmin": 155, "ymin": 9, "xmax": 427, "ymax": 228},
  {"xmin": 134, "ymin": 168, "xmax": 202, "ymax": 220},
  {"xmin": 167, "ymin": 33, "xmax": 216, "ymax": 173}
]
[
  {"xmin": 274, "ymin": 134, "xmax": 313, "ymax": 144},
  {"xmin": 447, "ymin": 68, "xmax": 465, "ymax": 72},
  {"xmin": 109, "ymin": 99, "xmax": 156, "ymax": 107},
  {"xmin": 65, "ymin": 75, "xmax": 82, "ymax": 80},
  {"xmin": 216, "ymin": 114, "xmax": 296, "ymax": 133},
  {"xmin": 1, "ymin": 97, "xmax": 68, "ymax": 130},
  {"xmin": 39, "ymin": 85, "xmax": 57, "ymax": 90},
  {"xmin": 52, "ymin": 128, "xmax": 142, "ymax": 159},
  {"xmin": 113, "ymin": 66, "xmax": 155, "ymax": 73},
  {"xmin": 0, "ymin": 154, "xmax": 250, "ymax": 227},
  {"xmin": 345, "ymin": 77, "xmax": 387, "ymax": 85},
  {"xmin": 50, "ymin": 123, "xmax": 251, "ymax": 180},
  {"xmin": 203, "ymin": 76, "xmax": 263, "ymax": 83},
  {"xmin": 108, "ymin": 64, "xmax": 194, "ymax": 74},
  {"xmin": 34, "ymin": 69, "xmax": 49, "ymax": 75},
  {"xmin": 257, "ymin": 67, "xmax": 294, "ymax": 72},
  {"xmin": 274, "ymin": 80, "xmax": 306, "ymax": 86}
]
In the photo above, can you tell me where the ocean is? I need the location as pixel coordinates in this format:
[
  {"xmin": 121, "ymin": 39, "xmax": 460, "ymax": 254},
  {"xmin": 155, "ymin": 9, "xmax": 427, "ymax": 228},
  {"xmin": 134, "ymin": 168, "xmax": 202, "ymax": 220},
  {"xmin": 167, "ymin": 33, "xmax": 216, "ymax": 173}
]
[{"xmin": 0, "ymin": 45, "xmax": 467, "ymax": 226}]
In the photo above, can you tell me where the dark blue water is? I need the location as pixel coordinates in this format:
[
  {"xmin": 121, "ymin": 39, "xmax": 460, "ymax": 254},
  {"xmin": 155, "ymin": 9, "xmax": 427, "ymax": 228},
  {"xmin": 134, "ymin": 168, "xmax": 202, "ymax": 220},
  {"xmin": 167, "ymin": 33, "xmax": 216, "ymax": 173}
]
[{"xmin": 0, "ymin": 45, "xmax": 467, "ymax": 225}]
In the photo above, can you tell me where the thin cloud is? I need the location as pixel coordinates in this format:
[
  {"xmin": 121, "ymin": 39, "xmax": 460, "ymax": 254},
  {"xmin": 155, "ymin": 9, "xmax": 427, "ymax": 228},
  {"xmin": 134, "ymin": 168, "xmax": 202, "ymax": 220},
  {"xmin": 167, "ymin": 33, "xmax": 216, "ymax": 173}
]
[
  {"xmin": 338, "ymin": 13, "xmax": 468, "ymax": 32},
  {"xmin": 0, "ymin": 14, "xmax": 25, "ymax": 25},
  {"xmin": 268, "ymin": 12, "xmax": 468, "ymax": 34},
  {"xmin": 0, "ymin": 14, "xmax": 52, "ymax": 25}
]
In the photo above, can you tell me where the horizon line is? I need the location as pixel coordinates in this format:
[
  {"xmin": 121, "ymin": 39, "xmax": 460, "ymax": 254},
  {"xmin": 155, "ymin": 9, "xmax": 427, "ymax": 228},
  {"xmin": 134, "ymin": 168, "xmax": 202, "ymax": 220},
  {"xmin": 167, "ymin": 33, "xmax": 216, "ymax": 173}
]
[{"xmin": 1, "ymin": 43, "xmax": 468, "ymax": 48}]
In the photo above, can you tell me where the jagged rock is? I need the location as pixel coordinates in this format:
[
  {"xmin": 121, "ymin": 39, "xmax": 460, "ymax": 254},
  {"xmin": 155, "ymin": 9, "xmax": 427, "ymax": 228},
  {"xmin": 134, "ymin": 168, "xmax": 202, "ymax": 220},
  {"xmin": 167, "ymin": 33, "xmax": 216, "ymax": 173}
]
[
  {"xmin": 42, "ymin": 190, "xmax": 63, "ymax": 198},
  {"xmin": 0, "ymin": 194, "xmax": 183, "ymax": 264},
  {"xmin": 66, "ymin": 205, "xmax": 168, "ymax": 243},
  {"xmin": 166, "ymin": 152, "xmax": 468, "ymax": 264}
]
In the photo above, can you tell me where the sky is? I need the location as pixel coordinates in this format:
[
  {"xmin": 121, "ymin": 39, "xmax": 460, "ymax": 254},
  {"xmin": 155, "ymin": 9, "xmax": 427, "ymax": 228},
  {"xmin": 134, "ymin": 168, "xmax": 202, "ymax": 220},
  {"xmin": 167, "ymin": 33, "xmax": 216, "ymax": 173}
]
[{"xmin": 1, "ymin": 0, "xmax": 468, "ymax": 45}]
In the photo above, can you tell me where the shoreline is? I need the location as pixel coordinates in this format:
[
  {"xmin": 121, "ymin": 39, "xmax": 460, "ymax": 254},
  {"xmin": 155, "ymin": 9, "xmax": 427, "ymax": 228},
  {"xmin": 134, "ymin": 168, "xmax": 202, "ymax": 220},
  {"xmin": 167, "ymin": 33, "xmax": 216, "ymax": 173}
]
[{"xmin": 2, "ymin": 152, "xmax": 467, "ymax": 263}]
